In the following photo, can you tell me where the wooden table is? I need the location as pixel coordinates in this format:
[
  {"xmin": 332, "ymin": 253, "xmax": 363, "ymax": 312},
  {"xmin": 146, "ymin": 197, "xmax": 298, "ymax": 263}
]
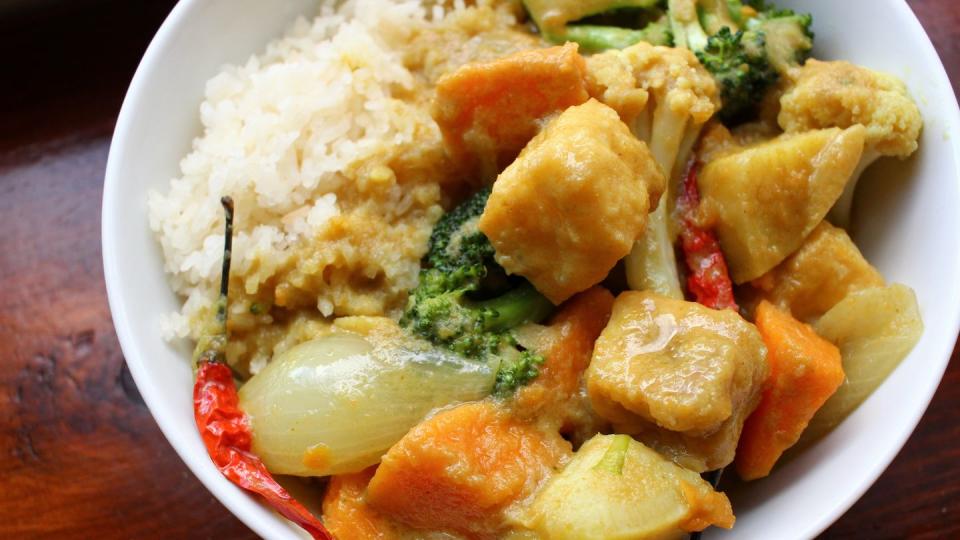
[{"xmin": 1, "ymin": 1, "xmax": 957, "ymax": 538}]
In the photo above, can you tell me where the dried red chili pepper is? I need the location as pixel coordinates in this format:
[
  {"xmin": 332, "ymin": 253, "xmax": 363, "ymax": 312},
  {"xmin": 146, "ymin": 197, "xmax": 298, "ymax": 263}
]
[
  {"xmin": 676, "ymin": 161, "xmax": 739, "ymax": 311},
  {"xmin": 194, "ymin": 359, "xmax": 332, "ymax": 539},
  {"xmin": 192, "ymin": 196, "xmax": 332, "ymax": 540}
]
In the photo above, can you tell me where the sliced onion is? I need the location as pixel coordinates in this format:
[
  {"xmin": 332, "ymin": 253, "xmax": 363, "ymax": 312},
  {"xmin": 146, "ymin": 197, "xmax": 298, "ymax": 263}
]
[{"xmin": 798, "ymin": 284, "xmax": 923, "ymax": 446}]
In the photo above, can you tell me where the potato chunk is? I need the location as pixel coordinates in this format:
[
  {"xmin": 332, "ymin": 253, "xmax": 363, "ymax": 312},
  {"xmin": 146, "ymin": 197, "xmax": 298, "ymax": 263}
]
[
  {"xmin": 587, "ymin": 291, "xmax": 768, "ymax": 471},
  {"xmin": 479, "ymin": 99, "xmax": 665, "ymax": 304},
  {"xmin": 747, "ymin": 221, "xmax": 885, "ymax": 322},
  {"xmin": 432, "ymin": 43, "xmax": 590, "ymax": 180},
  {"xmin": 699, "ymin": 126, "xmax": 866, "ymax": 283},
  {"xmin": 522, "ymin": 434, "xmax": 734, "ymax": 540}
]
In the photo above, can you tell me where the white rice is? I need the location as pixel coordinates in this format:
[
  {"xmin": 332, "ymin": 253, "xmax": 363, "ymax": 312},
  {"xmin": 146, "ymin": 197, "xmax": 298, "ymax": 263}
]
[{"xmin": 149, "ymin": 0, "xmax": 525, "ymax": 371}]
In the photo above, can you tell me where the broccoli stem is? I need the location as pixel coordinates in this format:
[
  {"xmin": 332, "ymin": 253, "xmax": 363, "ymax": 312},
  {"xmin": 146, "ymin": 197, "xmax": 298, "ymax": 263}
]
[
  {"xmin": 560, "ymin": 22, "xmax": 673, "ymax": 52},
  {"xmin": 474, "ymin": 283, "xmax": 555, "ymax": 333}
]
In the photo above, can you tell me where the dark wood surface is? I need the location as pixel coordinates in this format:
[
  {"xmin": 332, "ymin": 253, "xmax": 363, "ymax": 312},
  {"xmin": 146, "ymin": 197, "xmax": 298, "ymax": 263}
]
[{"xmin": 0, "ymin": 1, "xmax": 957, "ymax": 538}]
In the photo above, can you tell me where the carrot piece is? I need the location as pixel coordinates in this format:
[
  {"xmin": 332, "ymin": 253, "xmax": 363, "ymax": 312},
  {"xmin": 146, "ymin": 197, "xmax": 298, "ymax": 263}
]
[
  {"xmin": 321, "ymin": 468, "xmax": 401, "ymax": 540},
  {"xmin": 432, "ymin": 42, "xmax": 590, "ymax": 178},
  {"xmin": 515, "ymin": 286, "xmax": 615, "ymax": 415},
  {"xmin": 366, "ymin": 401, "xmax": 570, "ymax": 537},
  {"xmin": 735, "ymin": 301, "xmax": 845, "ymax": 480}
]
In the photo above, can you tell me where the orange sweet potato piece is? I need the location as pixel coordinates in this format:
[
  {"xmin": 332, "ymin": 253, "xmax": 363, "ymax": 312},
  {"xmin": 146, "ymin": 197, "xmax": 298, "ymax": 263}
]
[
  {"xmin": 736, "ymin": 301, "xmax": 845, "ymax": 480},
  {"xmin": 432, "ymin": 42, "xmax": 590, "ymax": 179},
  {"xmin": 321, "ymin": 468, "xmax": 402, "ymax": 540},
  {"xmin": 366, "ymin": 401, "xmax": 571, "ymax": 537},
  {"xmin": 515, "ymin": 287, "xmax": 615, "ymax": 417}
]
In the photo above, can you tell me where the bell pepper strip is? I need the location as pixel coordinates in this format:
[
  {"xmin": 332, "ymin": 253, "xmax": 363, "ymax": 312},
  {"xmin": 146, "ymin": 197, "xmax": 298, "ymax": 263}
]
[
  {"xmin": 675, "ymin": 161, "xmax": 739, "ymax": 311},
  {"xmin": 192, "ymin": 196, "xmax": 333, "ymax": 540}
]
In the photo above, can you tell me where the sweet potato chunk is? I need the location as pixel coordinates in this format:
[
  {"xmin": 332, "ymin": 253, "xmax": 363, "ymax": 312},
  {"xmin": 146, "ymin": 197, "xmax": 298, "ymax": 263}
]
[
  {"xmin": 321, "ymin": 468, "xmax": 402, "ymax": 540},
  {"xmin": 366, "ymin": 401, "xmax": 570, "ymax": 537},
  {"xmin": 514, "ymin": 287, "xmax": 615, "ymax": 434},
  {"xmin": 432, "ymin": 43, "xmax": 590, "ymax": 179},
  {"xmin": 746, "ymin": 221, "xmax": 885, "ymax": 322},
  {"xmin": 699, "ymin": 126, "xmax": 866, "ymax": 283},
  {"xmin": 587, "ymin": 291, "xmax": 768, "ymax": 471},
  {"xmin": 735, "ymin": 302, "xmax": 844, "ymax": 480},
  {"xmin": 479, "ymin": 99, "xmax": 665, "ymax": 304},
  {"xmin": 518, "ymin": 288, "xmax": 615, "ymax": 399}
]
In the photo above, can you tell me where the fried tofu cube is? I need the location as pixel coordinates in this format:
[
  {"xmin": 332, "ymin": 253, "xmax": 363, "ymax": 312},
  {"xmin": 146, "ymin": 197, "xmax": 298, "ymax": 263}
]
[
  {"xmin": 479, "ymin": 99, "xmax": 666, "ymax": 304},
  {"xmin": 432, "ymin": 43, "xmax": 590, "ymax": 179},
  {"xmin": 699, "ymin": 126, "xmax": 866, "ymax": 283},
  {"xmin": 587, "ymin": 291, "xmax": 768, "ymax": 471},
  {"xmin": 747, "ymin": 221, "xmax": 885, "ymax": 322}
]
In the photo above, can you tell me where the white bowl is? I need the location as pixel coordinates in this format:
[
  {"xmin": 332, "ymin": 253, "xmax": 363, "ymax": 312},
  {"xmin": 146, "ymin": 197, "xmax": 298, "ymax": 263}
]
[{"xmin": 102, "ymin": 1, "xmax": 960, "ymax": 538}]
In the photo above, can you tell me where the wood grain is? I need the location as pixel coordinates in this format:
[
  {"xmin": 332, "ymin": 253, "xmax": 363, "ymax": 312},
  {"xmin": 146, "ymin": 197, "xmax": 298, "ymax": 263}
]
[{"xmin": 0, "ymin": 1, "xmax": 956, "ymax": 538}]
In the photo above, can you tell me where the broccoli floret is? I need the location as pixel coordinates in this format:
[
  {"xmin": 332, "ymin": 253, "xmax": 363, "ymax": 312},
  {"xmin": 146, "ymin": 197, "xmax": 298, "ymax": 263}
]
[
  {"xmin": 493, "ymin": 346, "xmax": 545, "ymax": 394},
  {"xmin": 669, "ymin": 0, "xmax": 814, "ymax": 122},
  {"xmin": 401, "ymin": 188, "xmax": 555, "ymax": 395},
  {"xmin": 696, "ymin": 27, "xmax": 777, "ymax": 123},
  {"xmin": 744, "ymin": 7, "xmax": 813, "ymax": 73},
  {"xmin": 424, "ymin": 187, "xmax": 495, "ymax": 273}
]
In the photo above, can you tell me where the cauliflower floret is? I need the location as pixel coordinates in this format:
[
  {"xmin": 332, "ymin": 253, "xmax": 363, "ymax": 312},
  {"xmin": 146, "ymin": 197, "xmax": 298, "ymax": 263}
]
[
  {"xmin": 588, "ymin": 42, "xmax": 719, "ymax": 177},
  {"xmin": 587, "ymin": 42, "xmax": 720, "ymax": 299},
  {"xmin": 778, "ymin": 59, "xmax": 923, "ymax": 225},
  {"xmin": 479, "ymin": 99, "xmax": 665, "ymax": 304}
]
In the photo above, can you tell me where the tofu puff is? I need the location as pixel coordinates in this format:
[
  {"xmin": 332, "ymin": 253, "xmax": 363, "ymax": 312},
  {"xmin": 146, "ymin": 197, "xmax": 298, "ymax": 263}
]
[
  {"xmin": 432, "ymin": 43, "xmax": 590, "ymax": 181},
  {"xmin": 587, "ymin": 291, "xmax": 768, "ymax": 472},
  {"xmin": 479, "ymin": 99, "xmax": 666, "ymax": 305}
]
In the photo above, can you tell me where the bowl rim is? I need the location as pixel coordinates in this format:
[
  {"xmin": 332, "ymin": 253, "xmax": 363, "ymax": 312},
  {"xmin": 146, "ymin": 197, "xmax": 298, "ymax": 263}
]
[
  {"xmin": 102, "ymin": 0, "xmax": 960, "ymax": 538},
  {"xmin": 101, "ymin": 1, "xmax": 296, "ymax": 537}
]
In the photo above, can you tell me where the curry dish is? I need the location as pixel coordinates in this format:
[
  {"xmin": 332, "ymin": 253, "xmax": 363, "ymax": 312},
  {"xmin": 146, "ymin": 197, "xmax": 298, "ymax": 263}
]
[{"xmin": 152, "ymin": 1, "xmax": 925, "ymax": 538}]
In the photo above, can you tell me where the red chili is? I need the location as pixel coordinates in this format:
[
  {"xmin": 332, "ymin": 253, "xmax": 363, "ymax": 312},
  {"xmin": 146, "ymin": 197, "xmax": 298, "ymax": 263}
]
[
  {"xmin": 194, "ymin": 359, "xmax": 333, "ymax": 540},
  {"xmin": 677, "ymin": 161, "xmax": 739, "ymax": 311}
]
